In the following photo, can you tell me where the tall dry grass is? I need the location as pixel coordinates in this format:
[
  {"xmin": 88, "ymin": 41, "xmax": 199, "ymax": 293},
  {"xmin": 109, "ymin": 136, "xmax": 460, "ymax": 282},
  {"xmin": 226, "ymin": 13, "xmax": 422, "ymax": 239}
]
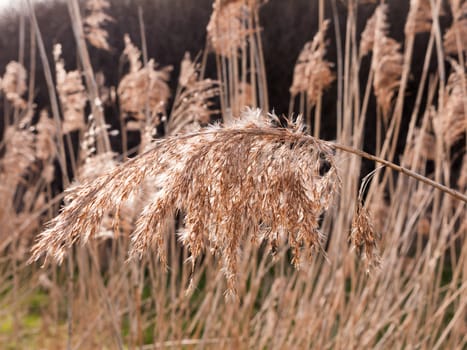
[{"xmin": 0, "ymin": 0, "xmax": 466, "ymax": 349}]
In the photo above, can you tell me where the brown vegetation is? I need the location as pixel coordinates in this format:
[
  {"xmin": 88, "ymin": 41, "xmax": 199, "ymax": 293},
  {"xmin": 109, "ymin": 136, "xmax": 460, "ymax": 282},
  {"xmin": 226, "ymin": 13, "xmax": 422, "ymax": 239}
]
[{"xmin": 0, "ymin": 0, "xmax": 466, "ymax": 348}]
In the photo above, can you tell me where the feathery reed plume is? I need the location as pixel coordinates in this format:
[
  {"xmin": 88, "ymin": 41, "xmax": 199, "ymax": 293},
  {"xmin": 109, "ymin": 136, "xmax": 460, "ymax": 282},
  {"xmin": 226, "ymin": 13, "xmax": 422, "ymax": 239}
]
[
  {"xmin": 83, "ymin": 0, "xmax": 114, "ymax": 51},
  {"xmin": 350, "ymin": 174, "xmax": 381, "ymax": 271},
  {"xmin": 350, "ymin": 202, "xmax": 380, "ymax": 271},
  {"xmin": 444, "ymin": 2, "xmax": 467, "ymax": 55},
  {"xmin": 360, "ymin": 10, "xmax": 377, "ymax": 58},
  {"xmin": 167, "ymin": 52, "xmax": 219, "ymax": 135},
  {"xmin": 1, "ymin": 61, "xmax": 27, "ymax": 109},
  {"xmin": 361, "ymin": 5, "xmax": 403, "ymax": 117},
  {"xmin": 34, "ymin": 110, "xmax": 57, "ymax": 162},
  {"xmin": 178, "ymin": 52, "xmax": 197, "ymax": 87},
  {"xmin": 118, "ymin": 34, "xmax": 172, "ymax": 127},
  {"xmin": 30, "ymin": 110, "xmax": 339, "ymax": 293},
  {"xmin": 207, "ymin": 1, "xmax": 250, "ymax": 57},
  {"xmin": 0, "ymin": 125, "xmax": 35, "ymax": 186},
  {"xmin": 434, "ymin": 60, "xmax": 467, "ymax": 147},
  {"xmin": 0, "ymin": 123, "xmax": 36, "ymax": 238},
  {"xmin": 290, "ymin": 20, "xmax": 335, "ymax": 107},
  {"xmin": 53, "ymin": 44, "xmax": 87, "ymax": 134},
  {"xmin": 405, "ymin": 0, "xmax": 432, "ymax": 36}
]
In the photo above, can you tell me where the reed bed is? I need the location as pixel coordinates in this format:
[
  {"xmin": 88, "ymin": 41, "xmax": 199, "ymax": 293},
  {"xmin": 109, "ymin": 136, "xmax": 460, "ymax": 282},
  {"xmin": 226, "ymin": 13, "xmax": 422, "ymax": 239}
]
[{"xmin": 0, "ymin": 0, "xmax": 466, "ymax": 348}]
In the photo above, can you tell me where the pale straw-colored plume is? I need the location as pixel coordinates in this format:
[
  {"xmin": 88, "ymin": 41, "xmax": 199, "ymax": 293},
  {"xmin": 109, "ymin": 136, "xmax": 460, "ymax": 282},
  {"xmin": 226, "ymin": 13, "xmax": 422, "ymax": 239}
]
[
  {"xmin": 444, "ymin": 1, "xmax": 467, "ymax": 55},
  {"xmin": 207, "ymin": 1, "xmax": 250, "ymax": 57},
  {"xmin": 350, "ymin": 202, "xmax": 380, "ymax": 272},
  {"xmin": 122, "ymin": 34, "xmax": 142, "ymax": 73},
  {"xmin": 405, "ymin": 0, "xmax": 432, "ymax": 36},
  {"xmin": 83, "ymin": 0, "xmax": 114, "ymax": 51},
  {"xmin": 53, "ymin": 44, "xmax": 87, "ymax": 134},
  {"xmin": 360, "ymin": 10, "xmax": 377, "ymax": 58},
  {"xmin": 30, "ymin": 110, "xmax": 340, "ymax": 293},
  {"xmin": 0, "ymin": 126, "xmax": 35, "ymax": 187},
  {"xmin": 434, "ymin": 60, "xmax": 467, "ymax": 147},
  {"xmin": 118, "ymin": 35, "xmax": 172, "ymax": 126},
  {"xmin": 168, "ymin": 52, "xmax": 220, "ymax": 135},
  {"xmin": 361, "ymin": 5, "xmax": 403, "ymax": 117},
  {"xmin": 34, "ymin": 110, "xmax": 57, "ymax": 162},
  {"xmin": 178, "ymin": 52, "xmax": 197, "ymax": 88},
  {"xmin": 290, "ymin": 20, "xmax": 335, "ymax": 107},
  {"xmin": 1, "ymin": 61, "xmax": 27, "ymax": 109},
  {"xmin": 350, "ymin": 172, "xmax": 381, "ymax": 271}
]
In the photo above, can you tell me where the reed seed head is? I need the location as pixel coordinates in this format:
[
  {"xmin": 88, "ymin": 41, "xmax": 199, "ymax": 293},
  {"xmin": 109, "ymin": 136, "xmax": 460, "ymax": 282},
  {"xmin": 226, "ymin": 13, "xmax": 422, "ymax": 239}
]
[{"xmin": 31, "ymin": 110, "xmax": 340, "ymax": 293}]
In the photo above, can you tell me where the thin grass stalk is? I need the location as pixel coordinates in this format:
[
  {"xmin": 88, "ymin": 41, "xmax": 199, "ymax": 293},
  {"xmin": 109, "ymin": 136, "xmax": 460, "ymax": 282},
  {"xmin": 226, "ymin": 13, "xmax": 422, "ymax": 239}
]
[
  {"xmin": 89, "ymin": 248, "xmax": 125, "ymax": 349},
  {"xmin": 450, "ymin": 2, "xmax": 467, "ymax": 147},
  {"xmin": 12, "ymin": 8, "xmax": 26, "ymax": 126},
  {"xmin": 330, "ymin": 141, "xmax": 467, "ymax": 203},
  {"xmin": 66, "ymin": 252, "xmax": 74, "ymax": 350},
  {"xmin": 405, "ymin": 35, "xmax": 435, "ymax": 160},
  {"xmin": 385, "ymin": 15, "xmax": 417, "ymax": 163},
  {"xmin": 67, "ymin": 0, "xmax": 111, "ymax": 154},
  {"xmin": 200, "ymin": 41, "xmax": 209, "ymax": 80},
  {"xmin": 10, "ymin": 11, "xmax": 27, "ymax": 343},
  {"xmin": 27, "ymin": 20, "xmax": 36, "ymax": 122},
  {"xmin": 341, "ymin": 0, "xmax": 354, "ymax": 144},
  {"xmin": 253, "ymin": 7, "xmax": 268, "ymax": 112},
  {"xmin": 138, "ymin": 5, "xmax": 151, "ymax": 140},
  {"xmin": 248, "ymin": 19, "xmax": 257, "ymax": 110},
  {"xmin": 27, "ymin": 0, "xmax": 70, "ymax": 187},
  {"xmin": 241, "ymin": 26, "xmax": 248, "ymax": 109},
  {"xmin": 331, "ymin": 0, "xmax": 343, "ymax": 141},
  {"xmin": 228, "ymin": 49, "xmax": 235, "ymax": 114},
  {"xmin": 313, "ymin": 0, "xmax": 325, "ymax": 138}
]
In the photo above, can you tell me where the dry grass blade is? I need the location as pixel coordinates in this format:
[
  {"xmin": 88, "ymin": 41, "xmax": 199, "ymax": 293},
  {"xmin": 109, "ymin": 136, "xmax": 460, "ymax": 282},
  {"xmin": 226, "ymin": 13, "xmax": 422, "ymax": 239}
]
[{"xmin": 30, "ymin": 110, "xmax": 339, "ymax": 293}]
